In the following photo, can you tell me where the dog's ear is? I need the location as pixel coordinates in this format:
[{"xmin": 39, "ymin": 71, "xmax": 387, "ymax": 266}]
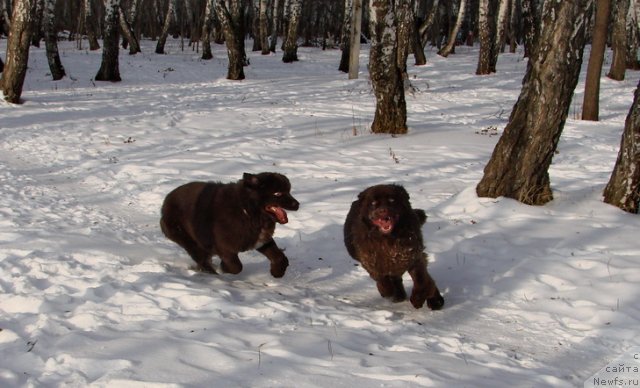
[
  {"xmin": 243, "ymin": 173, "xmax": 260, "ymax": 188},
  {"xmin": 395, "ymin": 185, "xmax": 411, "ymax": 203},
  {"xmin": 357, "ymin": 187, "xmax": 371, "ymax": 202}
]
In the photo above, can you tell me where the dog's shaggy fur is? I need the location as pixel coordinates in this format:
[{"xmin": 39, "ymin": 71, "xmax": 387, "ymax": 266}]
[
  {"xmin": 344, "ymin": 184, "xmax": 444, "ymax": 309},
  {"xmin": 160, "ymin": 172, "xmax": 299, "ymax": 277}
]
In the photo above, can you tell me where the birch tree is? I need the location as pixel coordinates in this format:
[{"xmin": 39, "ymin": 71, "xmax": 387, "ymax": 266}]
[
  {"xmin": 155, "ymin": 0, "xmax": 176, "ymax": 54},
  {"xmin": 215, "ymin": 0, "xmax": 246, "ymax": 80},
  {"xmin": 1, "ymin": 0, "xmax": 37, "ymax": 103},
  {"xmin": 369, "ymin": 0, "xmax": 407, "ymax": 134},
  {"xmin": 259, "ymin": 0, "xmax": 269, "ymax": 55},
  {"xmin": 282, "ymin": 0, "xmax": 302, "ymax": 62},
  {"xmin": 476, "ymin": 0, "xmax": 497, "ymax": 74},
  {"xmin": 476, "ymin": 0, "xmax": 594, "ymax": 205},
  {"xmin": 202, "ymin": 0, "xmax": 215, "ymax": 60},
  {"xmin": 338, "ymin": 0, "xmax": 352, "ymax": 72},
  {"xmin": 582, "ymin": 0, "xmax": 611, "ymax": 121},
  {"xmin": 95, "ymin": 0, "xmax": 121, "ymax": 81},
  {"xmin": 604, "ymin": 79, "xmax": 640, "ymax": 213},
  {"xmin": 43, "ymin": 0, "xmax": 65, "ymax": 80},
  {"xmin": 438, "ymin": 0, "xmax": 466, "ymax": 57},
  {"xmin": 84, "ymin": 0, "xmax": 100, "ymax": 50},
  {"xmin": 608, "ymin": 0, "xmax": 629, "ymax": 80}
]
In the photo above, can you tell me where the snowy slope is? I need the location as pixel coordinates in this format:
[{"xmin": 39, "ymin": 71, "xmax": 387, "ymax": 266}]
[{"xmin": 1, "ymin": 39, "xmax": 639, "ymax": 387}]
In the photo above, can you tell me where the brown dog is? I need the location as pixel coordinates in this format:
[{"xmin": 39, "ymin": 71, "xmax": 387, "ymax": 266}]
[
  {"xmin": 160, "ymin": 172, "xmax": 299, "ymax": 277},
  {"xmin": 344, "ymin": 184, "xmax": 444, "ymax": 309}
]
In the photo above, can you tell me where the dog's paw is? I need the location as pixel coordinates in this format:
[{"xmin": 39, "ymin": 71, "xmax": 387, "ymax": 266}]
[{"xmin": 426, "ymin": 294, "xmax": 445, "ymax": 310}]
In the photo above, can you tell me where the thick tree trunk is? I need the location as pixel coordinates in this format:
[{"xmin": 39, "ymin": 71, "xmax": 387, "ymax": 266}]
[
  {"xmin": 43, "ymin": 0, "xmax": 65, "ymax": 80},
  {"xmin": 520, "ymin": 0, "xmax": 537, "ymax": 58},
  {"xmin": 369, "ymin": 0, "xmax": 407, "ymax": 134},
  {"xmin": 603, "ymin": 78, "xmax": 640, "ymax": 213},
  {"xmin": 439, "ymin": 0, "xmax": 466, "ymax": 57},
  {"xmin": 95, "ymin": 0, "xmax": 121, "ymax": 82},
  {"xmin": 282, "ymin": 0, "xmax": 302, "ymax": 62},
  {"xmin": 155, "ymin": 0, "xmax": 176, "ymax": 54},
  {"xmin": 627, "ymin": 1, "xmax": 640, "ymax": 70},
  {"xmin": 396, "ymin": 0, "xmax": 411, "ymax": 79},
  {"xmin": 476, "ymin": 0, "xmax": 593, "ymax": 205},
  {"xmin": 338, "ymin": 0, "xmax": 352, "ymax": 73},
  {"xmin": 215, "ymin": 0, "xmax": 245, "ymax": 80},
  {"xmin": 608, "ymin": 0, "xmax": 628, "ymax": 80},
  {"xmin": 1, "ymin": 0, "xmax": 37, "ymax": 103},
  {"xmin": 582, "ymin": 0, "xmax": 611, "ymax": 121}
]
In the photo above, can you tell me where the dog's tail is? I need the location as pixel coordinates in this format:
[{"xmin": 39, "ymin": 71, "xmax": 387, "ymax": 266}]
[{"xmin": 414, "ymin": 209, "xmax": 427, "ymax": 225}]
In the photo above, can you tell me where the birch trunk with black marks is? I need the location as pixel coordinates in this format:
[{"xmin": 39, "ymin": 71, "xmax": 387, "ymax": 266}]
[
  {"xmin": 95, "ymin": 0, "xmax": 121, "ymax": 82},
  {"xmin": 43, "ymin": 0, "xmax": 65, "ymax": 80},
  {"xmin": 476, "ymin": 0, "xmax": 593, "ymax": 205},
  {"xmin": 1, "ymin": 0, "xmax": 37, "ymax": 103},
  {"xmin": 369, "ymin": 0, "xmax": 407, "ymax": 134},
  {"xmin": 282, "ymin": 0, "xmax": 302, "ymax": 62}
]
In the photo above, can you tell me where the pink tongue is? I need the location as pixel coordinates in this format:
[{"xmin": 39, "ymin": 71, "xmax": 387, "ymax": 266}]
[
  {"xmin": 269, "ymin": 206, "xmax": 288, "ymax": 224},
  {"xmin": 372, "ymin": 218, "xmax": 393, "ymax": 233}
]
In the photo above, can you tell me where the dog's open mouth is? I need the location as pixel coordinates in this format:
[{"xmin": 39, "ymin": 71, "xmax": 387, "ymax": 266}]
[
  {"xmin": 372, "ymin": 216, "xmax": 394, "ymax": 234},
  {"xmin": 266, "ymin": 205, "xmax": 288, "ymax": 224}
]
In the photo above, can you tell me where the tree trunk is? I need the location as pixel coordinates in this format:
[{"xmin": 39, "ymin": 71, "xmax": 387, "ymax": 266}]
[
  {"xmin": 1, "ymin": 0, "xmax": 37, "ymax": 104},
  {"xmin": 439, "ymin": 0, "xmax": 466, "ymax": 57},
  {"xmin": 582, "ymin": 0, "xmax": 611, "ymax": 121},
  {"xmin": 627, "ymin": 0, "xmax": 640, "ymax": 70},
  {"xmin": 282, "ymin": 0, "xmax": 302, "ymax": 62},
  {"xmin": 202, "ymin": 0, "xmax": 214, "ymax": 60},
  {"xmin": 215, "ymin": 0, "xmax": 246, "ymax": 80},
  {"xmin": 95, "ymin": 0, "xmax": 122, "ymax": 82},
  {"xmin": 0, "ymin": 56, "xmax": 4, "ymax": 73},
  {"xmin": 520, "ymin": 0, "xmax": 537, "ymax": 58},
  {"xmin": 259, "ymin": 0, "xmax": 269, "ymax": 55},
  {"xmin": 603, "ymin": 78, "xmax": 640, "ymax": 213},
  {"xmin": 476, "ymin": 0, "xmax": 593, "ymax": 205},
  {"xmin": 43, "ymin": 0, "xmax": 65, "ymax": 80},
  {"xmin": 155, "ymin": 0, "xmax": 176, "ymax": 54},
  {"xmin": 476, "ymin": 0, "xmax": 497, "ymax": 74},
  {"xmin": 348, "ymin": 0, "xmax": 362, "ymax": 78},
  {"xmin": 369, "ymin": 0, "xmax": 407, "ymax": 134},
  {"xmin": 338, "ymin": 0, "xmax": 352, "ymax": 72},
  {"xmin": 85, "ymin": 0, "xmax": 101, "ymax": 50},
  {"xmin": 119, "ymin": 5, "xmax": 141, "ymax": 55},
  {"xmin": 269, "ymin": 0, "xmax": 280, "ymax": 52},
  {"xmin": 608, "ymin": 0, "xmax": 628, "ymax": 80}
]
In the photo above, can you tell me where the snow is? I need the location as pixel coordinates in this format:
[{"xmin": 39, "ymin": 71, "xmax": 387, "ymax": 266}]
[{"xmin": 1, "ymin": 39, "xmax": 639, "ymax": 387}]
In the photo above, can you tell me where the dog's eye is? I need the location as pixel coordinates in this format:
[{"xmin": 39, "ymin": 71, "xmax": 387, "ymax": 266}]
[
  {"xmin": 389, "ymin": 198, "xmax": 395, "ymax": 203},
  {"xmin": 371, "ymin": 200, "xmax": 378, "ymax": 206},
  {"xmin": 273, "ymin": 192, "xmax": 283, "ymax": 197}
]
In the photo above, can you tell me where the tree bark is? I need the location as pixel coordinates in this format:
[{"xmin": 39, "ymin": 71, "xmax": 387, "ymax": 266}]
[
  {"xmin": 439, "ymin": 0, "xmax": 466, "ymax": 57},
  {"xmin": 270, "ymin": 0, "xmax": 280, "ymax": 52},
  {"xmin": 1, "ymin": 0, "xmax": 37, "ymax": 104},
  {"xmin": 338, "ymin": 0, "xmax": 352, "ymax": 73},
  {"xmin": 476, "ymin": 0, "xmax": 593, "ymax": 205},
  {"xmin": 348, "ymin": 0, "xmax": 361, "ymax": 78},
  {"xmin": 582, "ymin": 0, "xmax": 611, "ymax": 121},
  {"xmin": 476, "ymin": 0, "xmax": 497, "ymax": 74},
  {"xmin": 282, "ymin": 0, "xmax": 302, "ymax": 62},
  {"xmin": 215, "ymin": 0, "xmax": 246, "ymax": 80},
  {"xmin": 84, "ymin": 0, "xmax": 101, "ymax": 50},
  {"xmin": 202, "ymin": 0, "xmax": 215, "ymax": 60},
  {"xmin": 119, "ymin": 5, "xmax": 141, "ymax": 55},
  {"xmin": 43, "ymin": 0, "xmax": 65, "ymax": 80},
  {"xmin": 259, "ymin": 0, "xmax": 270, "ymax": 55},
  {"xmin": 603, "ymin": 78, "xmax": 640, "ymax": 213},
  {"xmin": 608, "ymin": 0, "xmax": 628, "ymax": 80},
  {"xmin": 369, "ymin": 0, "xmax": 407, "ymax": 134},
  {"xmin": 155, "ymin": 0, "xmax": 176, "ymax": 54},
  {"xmin": 95, "ymin": 0, "xmax": 122, "ymax": 82}
]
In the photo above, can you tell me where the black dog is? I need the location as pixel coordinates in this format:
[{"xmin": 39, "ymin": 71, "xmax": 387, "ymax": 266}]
[
  {"xmin": 160, "ymin": 172, "xmax": 299, "ymax": 277},
  {"xmin": 344, "ymin": 184, "xmax": 444, "ymax": 310}
]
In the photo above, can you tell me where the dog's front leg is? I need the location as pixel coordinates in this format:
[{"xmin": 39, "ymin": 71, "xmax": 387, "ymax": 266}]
[
  {"xmin": 407, "ymin": 255, "xmax": 444, "ymax": 310},
  {"xmin": 257, "ymin": 239, "xmax": 289, "ymax": 278}
]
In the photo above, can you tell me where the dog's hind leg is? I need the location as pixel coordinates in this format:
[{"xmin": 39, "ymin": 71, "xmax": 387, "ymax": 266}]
[
  {"xmin": 219, "ymin": 252, "xmax": 243, "ymax": 275},
  {"xmin": 407, "ymin": 255, "xmax": 444, "ymax": 310},
  {"xmin": 161, "ymin": 218, "xmax": 217, "ymax": 274},
  {"xmin": 257, "ymin": 239, "xmax": 289, "ymax": 278}
]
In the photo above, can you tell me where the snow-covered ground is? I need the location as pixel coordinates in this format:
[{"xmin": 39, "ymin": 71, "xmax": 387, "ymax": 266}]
[{"xmin": 1, "ymin": 38, "xmax": 639, "ymax": 387}]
